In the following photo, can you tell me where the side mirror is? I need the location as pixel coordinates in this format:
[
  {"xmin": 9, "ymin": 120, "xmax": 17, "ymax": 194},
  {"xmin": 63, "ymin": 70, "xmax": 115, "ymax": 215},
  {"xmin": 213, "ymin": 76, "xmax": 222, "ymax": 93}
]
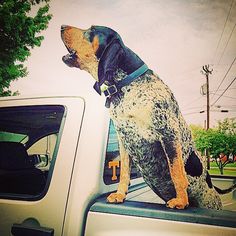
[{"xmin": 29, "ymin": 154, "xmax": 49, "ymax": 168}]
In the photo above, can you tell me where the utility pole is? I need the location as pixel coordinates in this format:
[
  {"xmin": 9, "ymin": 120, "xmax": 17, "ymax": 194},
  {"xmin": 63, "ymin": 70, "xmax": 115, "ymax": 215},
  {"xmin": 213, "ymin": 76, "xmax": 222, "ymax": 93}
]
[
  {"xmin": 201, "ymin": 65, "xmax": 213, "ymax": 169},
  {"xmin": 201, "ymin": 65, "xmax": 213, "ymax": 129}
]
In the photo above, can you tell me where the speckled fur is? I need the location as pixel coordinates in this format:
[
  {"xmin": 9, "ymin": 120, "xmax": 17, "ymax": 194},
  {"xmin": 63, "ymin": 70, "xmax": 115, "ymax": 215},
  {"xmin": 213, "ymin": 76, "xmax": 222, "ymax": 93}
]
[{"xmin": 110, "ymin": 69, "xmax": 222, "ymax": 210}]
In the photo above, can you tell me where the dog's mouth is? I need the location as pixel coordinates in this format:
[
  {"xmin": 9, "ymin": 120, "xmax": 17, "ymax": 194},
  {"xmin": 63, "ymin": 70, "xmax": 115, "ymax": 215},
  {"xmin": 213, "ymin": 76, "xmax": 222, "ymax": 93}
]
[
  {"xmin": 62, "ymin": 48, "xmax": 79, "ymax": 68},
  {"xmin": 61, "ymin": 27, "xmax": 80, "ymax": 68}
]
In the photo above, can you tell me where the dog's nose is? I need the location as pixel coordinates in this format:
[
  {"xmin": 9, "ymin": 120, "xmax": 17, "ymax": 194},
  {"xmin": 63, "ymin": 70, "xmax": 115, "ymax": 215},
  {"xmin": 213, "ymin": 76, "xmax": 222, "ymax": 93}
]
[{"xmin": 61, "ymin": 25, "xmax": 69, "ymax": 32}]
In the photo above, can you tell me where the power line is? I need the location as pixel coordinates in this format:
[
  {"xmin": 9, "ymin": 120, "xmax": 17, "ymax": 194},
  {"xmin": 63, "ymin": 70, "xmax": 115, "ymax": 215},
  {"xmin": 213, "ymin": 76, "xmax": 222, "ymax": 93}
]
[
  {"xmin": 182, "ymin": 106, "xmax": 205, "ymax": 112},
  {"xmin": 213, "ymin": 105, "xmax": 236, "ymax": 110},
  {"xmin": 212, "ymin": 0, "xmax": 235, "ymax": 64},
  {"xmin": 211, "ymin": 56, "xmax": 236, "ymax": 100},
  {"xmin": 183, "ymin": 109, "xmax": 236, "ymax": 116},
  {"xmin": 212, "ymin": 94, "xmax": 236, "ymax": 100},
  {"xmin": 183, "ymin": 111, "xmax": 203, "ymax": 116},
  {"xmin": 211, "ymin": 76, "xmax": 236, "ymax": 106},
  {"xmin": 183, "ymin": 94, "xmax": 236, "ymax": 112},
  {"xmin": 210, "ymin": 87, "xmax": 236, "ymax": 93},
  {"xmin": 219, "ymin": 104, "xmax": 236, "ymax": 107},
  {"xmin": 182, "ymin": 88, "xmax": 236, "ymax": 111},
  {"xmin": 217, "ymin": 23, "xmax": 236, "ymax": 64},
  {"xmin": 182, "ymin": 96, "xmax": 204, "ymax": 109}
]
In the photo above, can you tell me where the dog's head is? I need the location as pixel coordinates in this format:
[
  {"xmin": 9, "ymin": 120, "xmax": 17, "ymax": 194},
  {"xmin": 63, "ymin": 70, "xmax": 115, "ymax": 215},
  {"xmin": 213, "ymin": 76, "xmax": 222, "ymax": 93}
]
[
  {"xmin": 61, "ymin": 25, "xmax": 120, "ymax": 70},
  {"xmin": 61, "ymin": 25, "xmax": 144, "ymax": 93}
]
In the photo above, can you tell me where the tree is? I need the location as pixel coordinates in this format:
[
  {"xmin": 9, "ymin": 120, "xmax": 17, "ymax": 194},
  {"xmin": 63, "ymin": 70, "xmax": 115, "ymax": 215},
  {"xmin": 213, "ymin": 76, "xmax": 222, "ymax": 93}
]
[
  {"xmin": 217, "ymin": 118, "xmax": 236, "ymax": 135},
  {"xmin": 190, "ymin": 120, "xmax": 236, "ymax": 175},
  {"xmin": 0, "ymin": 0, "xmax": 52, "ymax": 96}
]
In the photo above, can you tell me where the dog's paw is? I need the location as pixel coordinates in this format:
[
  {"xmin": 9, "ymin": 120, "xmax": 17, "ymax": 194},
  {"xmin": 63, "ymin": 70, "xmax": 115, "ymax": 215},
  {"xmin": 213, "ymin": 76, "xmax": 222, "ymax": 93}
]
[
  {"xmin": 166, "ymin": 198, "xmax": 189, "ymax": 210},
  {"xmin": 107, "ymin": 192, "xmax": 126, "ymax": 203}
]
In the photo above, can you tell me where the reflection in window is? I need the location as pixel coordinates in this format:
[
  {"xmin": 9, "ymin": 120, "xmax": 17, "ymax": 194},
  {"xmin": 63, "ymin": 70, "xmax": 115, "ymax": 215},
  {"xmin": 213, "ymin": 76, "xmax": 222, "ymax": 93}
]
[{"xmin": 103, "ymin": 120, "xmax": 141, "ymax": 185}]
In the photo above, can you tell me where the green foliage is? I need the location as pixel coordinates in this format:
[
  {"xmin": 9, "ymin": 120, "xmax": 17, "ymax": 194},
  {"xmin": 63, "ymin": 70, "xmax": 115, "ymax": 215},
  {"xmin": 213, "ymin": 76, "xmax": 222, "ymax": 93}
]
[
  {"xmin": 217, "ymin": 118, "xmax": 236, "ymax": 135},
  {"xmin": 0, "ymin": 0, "xmax": 52, "ymax": 96},
  {"xmin": 190, "ymin": 119, "xmax": 236, "ymax": 175}
]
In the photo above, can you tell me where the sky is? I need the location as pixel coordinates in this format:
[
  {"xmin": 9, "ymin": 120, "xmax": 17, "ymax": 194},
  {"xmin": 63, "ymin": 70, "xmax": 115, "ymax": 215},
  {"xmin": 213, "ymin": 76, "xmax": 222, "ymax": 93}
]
[{"xmin": 10, "ymin": 0, "xmax": 236, "ymax": 126}]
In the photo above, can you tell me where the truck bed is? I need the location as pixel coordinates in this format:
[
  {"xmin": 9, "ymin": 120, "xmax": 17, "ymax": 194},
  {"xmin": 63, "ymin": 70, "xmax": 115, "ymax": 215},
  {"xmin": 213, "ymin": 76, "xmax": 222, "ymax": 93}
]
[{"xmin": 127, "ymin": 184, "xmax": 236, "ymax": 211}]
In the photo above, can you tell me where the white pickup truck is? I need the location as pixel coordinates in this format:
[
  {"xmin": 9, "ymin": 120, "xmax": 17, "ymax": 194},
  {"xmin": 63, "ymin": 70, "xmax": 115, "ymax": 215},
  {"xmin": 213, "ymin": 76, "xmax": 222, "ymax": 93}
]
[{"xmin": 0, "ymin": 95, "xmax": 235, "ymax": 236}]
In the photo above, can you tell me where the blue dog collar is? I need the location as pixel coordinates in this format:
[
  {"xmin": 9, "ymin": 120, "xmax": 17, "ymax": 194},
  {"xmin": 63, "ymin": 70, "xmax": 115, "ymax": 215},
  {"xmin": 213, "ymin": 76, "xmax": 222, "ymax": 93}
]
[
  {"xmin": 93, "ymin": 63, "xmax": 149, "ymax": 107},
  {"xmin": 103, "ymin": 63, "xmax": 149, "ymax": 97}
]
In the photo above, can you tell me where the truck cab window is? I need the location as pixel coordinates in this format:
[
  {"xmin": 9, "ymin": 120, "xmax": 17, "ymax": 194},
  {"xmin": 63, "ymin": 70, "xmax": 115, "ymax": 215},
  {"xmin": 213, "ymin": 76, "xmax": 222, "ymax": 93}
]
[
  {"xmin": 103, "ymin": 120, "xmax": 141, "ymax": 185},
  {"xmin": 0, "ymin": 105, "xmax": 65, "ymax": 200}
]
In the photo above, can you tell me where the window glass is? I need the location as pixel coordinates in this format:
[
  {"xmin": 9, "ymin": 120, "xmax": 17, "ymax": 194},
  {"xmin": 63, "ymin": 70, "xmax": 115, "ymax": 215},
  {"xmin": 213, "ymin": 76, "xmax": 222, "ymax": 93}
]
[
  {"xmin": 103, "ymin": 120, "xmax": 141, "ymax": 185},
  {"xmin": 0, "ymin": 105, "xmax": 65, "ymax": 199},
  {"xmin": 28, "ymin": 134, "xmax": 57, "ymax": 169},
  {"xmin": 0, "ymin": 131, "xmax": 28, "ymax": 143}
]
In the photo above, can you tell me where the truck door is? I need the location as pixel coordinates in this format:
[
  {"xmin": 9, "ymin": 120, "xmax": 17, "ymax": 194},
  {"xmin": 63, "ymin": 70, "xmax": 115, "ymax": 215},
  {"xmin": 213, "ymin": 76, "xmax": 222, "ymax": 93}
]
[{"xmin": 0, "ymin": 97, "xmax": 84, "ymax": 236}]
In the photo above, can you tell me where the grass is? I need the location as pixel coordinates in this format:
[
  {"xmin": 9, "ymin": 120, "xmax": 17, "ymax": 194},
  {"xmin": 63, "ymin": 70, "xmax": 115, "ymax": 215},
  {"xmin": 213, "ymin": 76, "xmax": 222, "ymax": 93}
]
[
  {"xmin": 209, "ymin": 162, "xmax": 236, "ymax": 177},
  {"xmin": 209, "ymin": 168, "xmax": 236, "ymax": 176},
  {"xmin": 210, "ymin": 162, "xmax": 236, "ymax": 168}
]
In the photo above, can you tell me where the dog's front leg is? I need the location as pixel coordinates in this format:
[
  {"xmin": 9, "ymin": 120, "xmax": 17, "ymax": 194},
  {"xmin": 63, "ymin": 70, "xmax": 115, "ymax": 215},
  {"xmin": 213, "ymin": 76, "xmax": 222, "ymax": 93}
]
[{"xmin": 107, "ymin": 137, "xmax": 131, "ymax": 203}]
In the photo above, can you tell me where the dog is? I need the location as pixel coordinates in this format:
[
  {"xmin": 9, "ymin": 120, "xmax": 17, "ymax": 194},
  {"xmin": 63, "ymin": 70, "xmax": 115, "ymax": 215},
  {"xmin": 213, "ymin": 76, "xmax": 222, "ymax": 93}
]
[{"xmin": 61, "ymin": 25, "xmax": 235, "ymax": 210}]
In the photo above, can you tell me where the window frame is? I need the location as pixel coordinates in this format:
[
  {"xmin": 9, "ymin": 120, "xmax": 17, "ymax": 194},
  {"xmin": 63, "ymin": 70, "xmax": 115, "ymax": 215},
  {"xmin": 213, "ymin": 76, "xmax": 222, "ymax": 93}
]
[{"xmin": 0, "ymin": 105, "xmax": 66, "ymax": 201}]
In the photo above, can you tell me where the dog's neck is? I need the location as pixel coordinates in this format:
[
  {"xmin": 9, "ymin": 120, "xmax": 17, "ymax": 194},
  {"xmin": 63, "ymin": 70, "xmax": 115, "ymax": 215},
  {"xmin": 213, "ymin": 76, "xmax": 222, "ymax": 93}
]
[
  {"xmin": 82, "ymin": 59, "xmax": 99, "ymax": 81},
  {"xmin": 88, "ymin": 63, "xmax": 99, "ymax": 81}
]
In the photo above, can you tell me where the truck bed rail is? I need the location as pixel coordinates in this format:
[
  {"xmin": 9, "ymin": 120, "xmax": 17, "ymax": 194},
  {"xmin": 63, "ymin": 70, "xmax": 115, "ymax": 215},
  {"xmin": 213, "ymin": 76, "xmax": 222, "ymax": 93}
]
[{"xmin": 90, "ymin": 195, "xmax": 236, "ymax": 229}]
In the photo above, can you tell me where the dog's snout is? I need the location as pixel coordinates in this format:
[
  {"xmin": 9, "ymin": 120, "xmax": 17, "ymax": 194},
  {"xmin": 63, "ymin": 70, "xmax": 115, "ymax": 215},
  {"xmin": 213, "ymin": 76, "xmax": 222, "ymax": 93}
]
[{"xmin": 61, "ymin": 25, "xmax": 69, "ymax": 32}]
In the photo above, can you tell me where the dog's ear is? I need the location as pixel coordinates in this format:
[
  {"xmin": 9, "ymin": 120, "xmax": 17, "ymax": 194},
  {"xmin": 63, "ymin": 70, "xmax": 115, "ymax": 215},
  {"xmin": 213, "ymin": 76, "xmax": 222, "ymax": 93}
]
[
  {"xmin": 92, "ymin": 35, "xmax": 99, "ymax": 54},
  {"xmin": 98, "ymin": 38, "xmax": 124, "ymax": 86}
]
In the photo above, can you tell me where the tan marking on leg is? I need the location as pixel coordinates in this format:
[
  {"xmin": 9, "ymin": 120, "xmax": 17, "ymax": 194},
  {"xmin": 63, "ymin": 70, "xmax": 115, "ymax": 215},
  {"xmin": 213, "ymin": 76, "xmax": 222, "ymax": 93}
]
[
  {"xmin": 167, "ymin": 144, "xmax": 189, "ymax": 209},
  {"xmin": 107, "ymin": 137, "xmax": 130, "ymax": 203}
]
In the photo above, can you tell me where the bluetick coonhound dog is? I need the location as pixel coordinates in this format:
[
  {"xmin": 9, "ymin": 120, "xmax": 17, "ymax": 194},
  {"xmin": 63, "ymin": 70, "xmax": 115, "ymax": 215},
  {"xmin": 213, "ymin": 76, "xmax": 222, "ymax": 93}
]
[{"xmin": 61, "ymin": 25, "xmax": 235, "ymax": 209}]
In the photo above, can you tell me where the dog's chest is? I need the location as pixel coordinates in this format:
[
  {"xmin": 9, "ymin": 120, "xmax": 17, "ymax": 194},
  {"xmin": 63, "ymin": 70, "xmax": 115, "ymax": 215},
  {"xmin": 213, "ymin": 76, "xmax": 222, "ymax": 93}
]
[
  {"xmin": 109, "ymin": 80, "xmax": 156, "ymax": 143},
  {"xmin": 109, "ymin": 74, "xmax": 179, "ymax": 141}
]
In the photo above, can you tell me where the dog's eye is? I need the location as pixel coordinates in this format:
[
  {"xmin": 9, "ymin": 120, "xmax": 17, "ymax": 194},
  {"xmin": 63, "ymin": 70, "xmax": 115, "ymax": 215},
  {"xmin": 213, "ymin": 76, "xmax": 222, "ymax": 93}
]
[{"xmin": 84, "ymin": 30, "xmax": 91, "ymax": 41}]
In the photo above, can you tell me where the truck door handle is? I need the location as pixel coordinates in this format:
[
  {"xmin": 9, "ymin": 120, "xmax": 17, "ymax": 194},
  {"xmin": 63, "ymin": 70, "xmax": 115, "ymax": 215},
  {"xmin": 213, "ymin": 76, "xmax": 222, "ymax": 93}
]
[{"xmin": 11, "ymin": 218, "xmax": 54, "ymax": 236}]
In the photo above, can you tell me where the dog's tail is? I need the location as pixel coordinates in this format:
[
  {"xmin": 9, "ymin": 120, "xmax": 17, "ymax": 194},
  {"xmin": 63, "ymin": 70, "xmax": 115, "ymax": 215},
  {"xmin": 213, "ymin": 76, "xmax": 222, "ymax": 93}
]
[{"xmin": 214, "ymin": 183, "xmax": 236, "ymax": 194}]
